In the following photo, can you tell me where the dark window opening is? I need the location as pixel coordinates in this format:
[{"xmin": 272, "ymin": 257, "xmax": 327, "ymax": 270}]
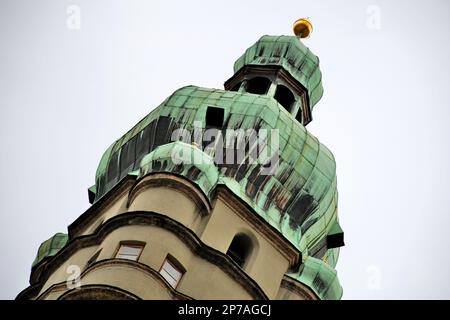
[
  {"xmin": 226, "ymin": 233, "xmax": 253, "ymax": 268},
  {"xmin": 295, "ymin": 94, "xmax": 308, "ymax": 124},
  {"xmin": 206, "ymin": 106, "xmax": 224, "ymax": 128},
  {"xmin": 230, "ymin": 82, "xmax": 242, "ymax": 92},
  {"xmin": 274, "ymin": 85, "xmax": 295, "ymax": 111},
  {"xmin": 245, "ymin": 77, "xmax": 271, "ymax": 95},
  {"xmin": 327, "ymin": 232, "xmax": 345, "ymax": 248},
  {"xmin": 86, "ymin": 249, "xmax": 102, "ymax": 268},
  {"xmin": 88, "ymin": 187, "xmax": 96, "ymax": 204},
  {"xmin": 295, "ymin": 110, "xmax": 302, "ymax": 123}
]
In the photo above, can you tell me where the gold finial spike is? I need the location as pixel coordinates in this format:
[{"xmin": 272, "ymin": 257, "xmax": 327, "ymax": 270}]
[{"xmin": 293, "ymin": 18, "xmax": 313, "ymax": 38}]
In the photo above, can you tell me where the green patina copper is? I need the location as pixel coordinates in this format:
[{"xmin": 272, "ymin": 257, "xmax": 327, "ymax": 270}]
[
  {"xmin": 32, "ymin": 233, "xmax": 68, "ymax": 267},
  {"xmin": 287, "ymin": 256, "xmax": 343, "ymax": 300},
  {"xmin": 234, "ymin": 35, "xmax": 324, "ymax": 109},
  {"xmin": 139, "ymin": 141, "xmax": 220, "ymax": 198}
]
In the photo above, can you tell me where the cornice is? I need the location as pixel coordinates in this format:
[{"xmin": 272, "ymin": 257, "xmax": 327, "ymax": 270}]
[{"xmin": 23, "ymin": 211, "xmax": 268, "ymax": 300}]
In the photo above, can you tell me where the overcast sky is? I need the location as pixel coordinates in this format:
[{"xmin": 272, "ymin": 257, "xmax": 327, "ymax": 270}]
[{"xmin": 1, "ymin": 0, "xmax": 450, "ymax": 300}]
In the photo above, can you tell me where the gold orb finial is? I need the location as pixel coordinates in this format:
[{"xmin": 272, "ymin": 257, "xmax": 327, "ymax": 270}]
[{"xmin": 293, "ymin": 18, "xmax": 313, "ymax": 38}]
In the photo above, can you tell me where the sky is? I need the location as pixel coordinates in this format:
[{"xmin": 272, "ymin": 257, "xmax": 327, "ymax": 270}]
[{"xmin": 1, "ymin": 0, "xmax": 450, "ymax": 300}]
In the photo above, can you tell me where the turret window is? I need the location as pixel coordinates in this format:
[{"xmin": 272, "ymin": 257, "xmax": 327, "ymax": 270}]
[
  {"xmin": 206, "ymin": 106, "xmax": 224, "ymax": 128},
  {"xmin": 274, "ymin": 85, "xmax": 295, "ymax": 111},
  {"xmin": 226, "ymin": 233, "xmax": 254, "ymax": 269},
  {"xmin": 245, "ymin": 77, "xmax": 271, "ymax": 95}
]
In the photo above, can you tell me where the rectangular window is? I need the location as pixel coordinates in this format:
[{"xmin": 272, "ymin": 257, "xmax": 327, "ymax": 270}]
[
  {"xmin": 115, "ymin": 243, "xmax": 144, "ymax": 261},
  {"xmin": 159, "ymin": 258, "xmax": 184, "ymax": 288},
  {"xmin": 206, "ymin": 106, "xmax": 224, "ymax": 128}
]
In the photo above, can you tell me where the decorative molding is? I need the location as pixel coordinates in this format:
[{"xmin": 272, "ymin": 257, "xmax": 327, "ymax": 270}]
[
  {"xmin": 59, "ymin": 285, "xmax": 140, "ymax": 300},
  {"xmin": 68, "ymin": 176, "xmax": 136, "ymax": 239},
  {"xmin": 23, "ymin": 211, "xmax": 268, "ymax": 300},
  {"xmin": 16, "ymin": 283, "xmax": 41, "ymax": 300},
  {"xmin": 127, "ymin": 173, "xmax": 211, "ymax": 214},
  {"xmin": 224, "ymin": 65, "xmax": 312, "ymax": 125},
  {"xmin": 38, "ymin": 259, "xmax": 192, "ymax": 300},
  {"xmin": 279, "ymin": 275, "xmax": 318, "ymax": 300}
]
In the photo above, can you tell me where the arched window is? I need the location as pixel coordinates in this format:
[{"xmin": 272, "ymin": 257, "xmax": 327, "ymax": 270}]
[
  {"xmin": 245, "ymin": 77, "xmax": 271, "ymax": 95},
  {"xmin": 274, "ymin": 85, "xmax": 295, "ymax": 111},
  {"xmin": 226, "ymin": 233, "xmax": 254, "ymax": 268}
]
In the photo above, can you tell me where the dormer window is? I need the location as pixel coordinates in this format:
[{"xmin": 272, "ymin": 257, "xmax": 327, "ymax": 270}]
[{"xmin": 206, "ymin": 106, "xmax": 225, "ymax": 128}]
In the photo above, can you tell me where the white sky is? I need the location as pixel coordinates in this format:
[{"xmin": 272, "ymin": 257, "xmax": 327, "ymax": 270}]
[{"xmin": 1, "ymin": 0, "xmax": 450, "ymax": 299}]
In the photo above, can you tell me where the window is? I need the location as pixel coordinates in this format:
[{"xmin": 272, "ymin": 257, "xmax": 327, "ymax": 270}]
[
  {"xmin": 86, "ymin": 249, "xmax": 102, "ymax": 268},
  {"xmin": 159, "ymin": 256, "xmax": 185, "ymax": 288},
  {"xmin": 245, "ymin": 77, "xmax": 271, "ymax": 95},
  {"xmin": 205, "ymin": 106, "xmax": 224, "ymax": 128},
  {"xmin": 295, "ymin": 94, "xmax": 308, "ymax": 124},
  {"xmin": 115, "ymin": 243, "xmax": 144, "ymax": 261},
  {"xmin": 226, "ymin": 233, "xmax": 254, "ymax": 268},
  {"xmin": 295, "ymin": 109, "xmax": 302, "ymax": 123},
  {"xmin": 274, "ymin": 85, "xmax": 295, "ymax": 111}
]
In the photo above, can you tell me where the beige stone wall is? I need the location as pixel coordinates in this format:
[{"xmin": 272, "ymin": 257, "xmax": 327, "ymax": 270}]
[
  {"xmin": 38, "ymin": 246, "xmax": 97, "ymax": 296},
  {"xmin": 80, "ymin": 191, "xmax": 129, "ymax": 236},
  {"xmin": 33, "ymin": 174, "xmax": 308, "ymax": 300},
  {"xmin": 275, "ymin": 277, "xmax": 318, "ymax": 300},
  {"xmin": 201, "ymin": 199, "xmax": 289, "ymax": 298},
  {"xmin": 128, "ymin": 186, "xmax": 205, "ymax": 234},
  {"xmin": 38, "ymin": 225, "xmax": 255, "ymax": 300}
]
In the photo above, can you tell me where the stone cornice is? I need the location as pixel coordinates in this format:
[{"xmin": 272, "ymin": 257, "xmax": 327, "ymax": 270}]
[
  {"xmin": 22, "ymin": 211, "xmax": 268, "ymax": 300},
  {"xmin": 280, "ymin": 275, "xmax": 318, "ymax": 300},
  {"xmin": 37, "ymin": 259, "xmax": 193, "ymax": 300},
  {"xmin": 59, "ymin": 284, "xmax": 141, "ymax": 300},
  {"xmin": 68, "ymin": 176, "xmax": 136, "ymax": 239}
]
